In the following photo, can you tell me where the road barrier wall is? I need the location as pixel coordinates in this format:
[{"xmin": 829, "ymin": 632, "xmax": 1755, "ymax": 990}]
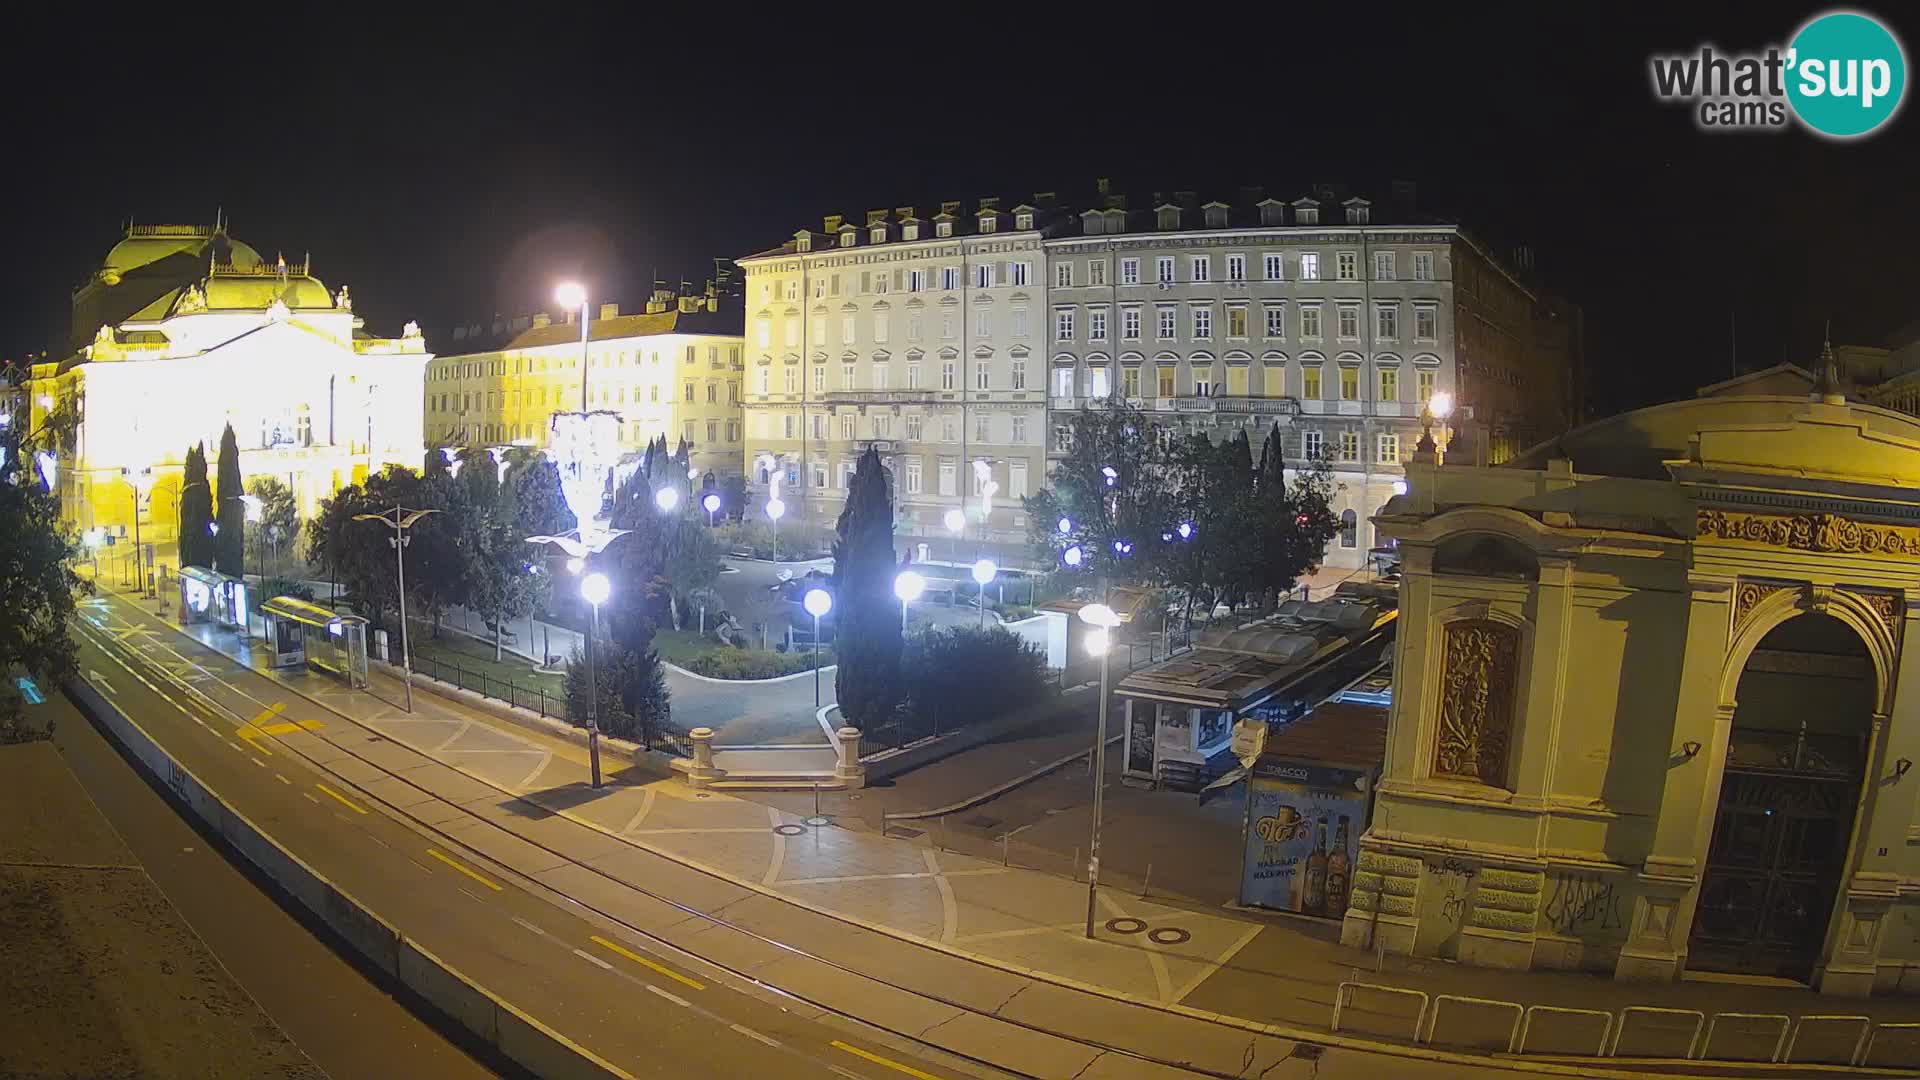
[{"xmin": 66, "ymin": 676, "xmax": 635, "ymax": 1080}]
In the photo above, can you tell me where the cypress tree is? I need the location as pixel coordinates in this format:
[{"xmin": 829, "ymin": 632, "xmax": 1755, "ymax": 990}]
[
  {"xmin": 213, "ymin": 423, "xmax": 245, "ymax": 576},
  {"xmin": 178, "ymin": 443, "xmax": 213, "ymax": 569},
  {"xmin": 831, "ymin": 447, "xmax": 902, "ymax": 728}
]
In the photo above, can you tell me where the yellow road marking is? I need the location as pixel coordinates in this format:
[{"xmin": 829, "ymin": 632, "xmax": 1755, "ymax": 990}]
[
  {"xmin": 314, "ymin": 783, "xmax": 368, "ymax": 815},
  {"xmin": 249, "ymin": 702, "xmax": 287, "ymax": 725},
  {"xmin": 831, "ymin": 1041, "xmax": 943, "ymax": 1079},
  {"xmin": 590, "ymin": 934, "xmax": 705, "ymax": 991},
  {"xmin": 426, "ymin": 848, "xmax": 502, "ymax": 891},
  {"xmin": 234, "ymin": 702, "xmax": 286, "ymax": 755},
  {"xmin": 257, "ymin": 719, "xmax": 323, "ymax": 736}
]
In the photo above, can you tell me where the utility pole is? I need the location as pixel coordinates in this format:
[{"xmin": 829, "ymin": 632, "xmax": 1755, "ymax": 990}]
[{"xmin": 353, "ymin": 504, "xmax": 440, "ymax": 713}]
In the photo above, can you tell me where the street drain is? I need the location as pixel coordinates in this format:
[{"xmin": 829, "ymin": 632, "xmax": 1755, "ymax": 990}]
[{"xmin": 888, "ymin": 825, "xmax": 926, "ymax": 839}]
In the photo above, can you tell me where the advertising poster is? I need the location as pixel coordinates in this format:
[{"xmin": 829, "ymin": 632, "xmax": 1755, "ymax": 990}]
[{"xmin": 1241, "ymin": 759, "xmax": 1370, "ymax": 918}]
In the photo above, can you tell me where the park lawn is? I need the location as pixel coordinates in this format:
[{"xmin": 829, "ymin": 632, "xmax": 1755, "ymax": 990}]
[
  {"xmin": 409, "ymin": 629, "xmax": 565, "ymax": 696},
  {"xmin": 652, "ymin": 628, "xmax": 717, "ymax": 664}
]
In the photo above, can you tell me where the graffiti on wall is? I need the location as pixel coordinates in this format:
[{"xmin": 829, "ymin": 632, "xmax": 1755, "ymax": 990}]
[{"xmin": 1544, "ymin": 873, "xmax": 1625, "ymax": 937}]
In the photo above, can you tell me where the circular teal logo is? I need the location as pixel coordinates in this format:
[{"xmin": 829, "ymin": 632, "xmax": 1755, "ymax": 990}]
[{"xmin": 1787, "ymin": 11, "xmax": 1907, "ymax": 138}]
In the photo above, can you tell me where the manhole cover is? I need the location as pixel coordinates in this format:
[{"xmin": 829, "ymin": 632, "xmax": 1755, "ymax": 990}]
[
  {"xmin": 772, "ymin": 824, "xmax": 806, "ymax": 836},
  {"xmin": 802, "ymin": 815, "xmax": 832, "ymax": 827},
  {"xmin": 961, "ymin": 815, "xmax": 1001, "ymax": 830},
  {"xmin": 1104, "ymin": 917, "xmax": 1148, "ymax": 935},
  {"xmin": 1148, "ymin": 927, "xmax": 1191, "ymax": 946}
]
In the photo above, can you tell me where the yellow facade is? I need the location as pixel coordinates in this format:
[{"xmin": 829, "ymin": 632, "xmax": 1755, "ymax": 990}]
[
  {"xmin": 31, "ymin": 223, "xmax": 429, "ymax": 551},
  {"xmin": 426, "ymin": 290, "xmax": 744, "ymax": 482}
]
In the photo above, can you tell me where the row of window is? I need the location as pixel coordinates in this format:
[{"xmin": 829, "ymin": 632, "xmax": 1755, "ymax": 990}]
[
  {"xmin": 754, "ymin": 410, "xmax": 1034, "ymax": 447},
  {"xmin": 1051, "ymin": 364, "xmax": 1437, "ymax": 403},
  {"xmin": 444, "ymin": 418, "xmax": 744, "ymax": 446},
  {"xmin": 1052, "ymin": 300, "xmax": 1439, "ymax": 345},
  {"xmin": 754, "ymin": 359, "xmax": 1031, "ymax": 395},
  {"xmin": 761, "ymin": 249, "xmax": 1440, "ymax": 305},
  {"xmin": 430, "ymin": 379, "xmax": 742, "ymax": 414},
  {"xmin": 760, "ymin": 295, "xmax": 1441, "ymax": 351},
  {"xmin": 1048, "ymin": 424, "xmax": 1407, "ymax": 465},
  {"xmin": 433, "ymin": 344, "xmax": 743, "ymax": 383},
  {"xmin": 761, "ymin": 455, "xmax": 1035, "ymax": 500}
]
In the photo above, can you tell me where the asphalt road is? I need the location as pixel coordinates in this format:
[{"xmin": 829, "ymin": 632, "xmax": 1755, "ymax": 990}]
[
  {"xmin": 68, "ymin": 593, "xmax": 982, "ymax": 1080},
  {"xmin": 48, "ymin": 692, "xmax": 505, "ymax": 1080}
]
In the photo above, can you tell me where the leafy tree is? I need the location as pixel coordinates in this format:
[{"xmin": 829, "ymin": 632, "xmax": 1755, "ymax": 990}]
[
  {"xmin": 562, "ymin": 636, "xmax": 671, "ymax": 746},
  {"xmin": 831, "ymin": 447, "xmax": 902, "ymax": 728},
  {"xmin": 901, "ymin": 626, "xmax": 1050, "ymax": 735},
  {"xmin": 719, "ymin": 473, "xmax": 748, "ymax": 523},
  {"xmin": 245, "ymin": 476, "xmax": 299, "ymax": 574},
  {"xmin": 178, "ymin": 442, "xmax": 214, "ymax": 569},
  {"xmin": 0, "ymin": 421, "xmax": 90, "ymax": 738},
  {"xmin": 1251, "ymin": 433, "xmax": 1341, "ymax": 603},
  {"xmin": 307, "ymin": 482, "xmax": 395, "ymax": 630},
  {"xmin": 213, "ymin": 423, "xmax": 245, "ymax": 577},
  {"xmin": 1022, "ymin": 397, "xmax": 1176, "ymax": 584},
  {"xmin": 457, "ymin": 447, "xmax": 538, "ymax": 660}
]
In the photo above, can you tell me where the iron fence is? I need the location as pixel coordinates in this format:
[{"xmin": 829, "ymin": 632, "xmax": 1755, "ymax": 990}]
[{"xmin": 407, "ymin": 650, "xmax": 693, "ymax": 757}]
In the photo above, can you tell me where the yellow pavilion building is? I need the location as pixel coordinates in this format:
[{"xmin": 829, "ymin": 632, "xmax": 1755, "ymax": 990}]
[{"xmin": 28, "ymin": 221, "xmax": 429, "ymax": 551}]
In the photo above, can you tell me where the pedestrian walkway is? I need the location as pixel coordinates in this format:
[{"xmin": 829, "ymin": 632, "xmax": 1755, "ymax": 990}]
[{"xmin": 102, "ymin": 585, "xmax": 1920, "ymax": 1070}]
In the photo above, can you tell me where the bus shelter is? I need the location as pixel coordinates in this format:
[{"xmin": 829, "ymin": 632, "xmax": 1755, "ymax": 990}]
[
  {"xmin": 177, "ymin": 566, "xmax": 248, "ymax": 633},
  {"xmin": 259, "ymin": 596, "xmax": 369, "ymax": 688}
]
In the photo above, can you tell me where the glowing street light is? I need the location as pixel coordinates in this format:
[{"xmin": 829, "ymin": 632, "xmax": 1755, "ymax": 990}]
[
  {"xmin": 1176, "ymin": 521, "xmax": 1194, "ymax": 541},
  {"xmin": 654, "ymin": 485, "xmax": 680, "ymax": 514},
  {"xmin": 1062, "ymin": 545, "xmax": 1084, "ymax": 568},
  {"xmin": 971, "ymin": 559, "xmax": 997, "ymax": 627},
  {"xmin": 1101, "ymin": 465, "xmax": 1118, "ymax": 487},
  {"xmin": 702, "ymin": 491, "xmax": 722, "ymax": 526},
  {"xmin": 1076, "ymin": 600, "xmax": 1124, "ymax": 939},
  {"xmin": 893, "ymin": 570, "xmax": 925, "ymax": 629},
  {"xmin": 579, "ymin": 570, "xmax": 613, "ymax": 788},
  {"xmin": 802, "ymin": 587, "xmax": 832, "ymax": 707},
  {"xmin": 943, "ymin": 508, "xmax": 965, "ymax": 534},
  {"xmin": 1057, "ymin": 516, "xmax": 1073, "ymax": 536}
]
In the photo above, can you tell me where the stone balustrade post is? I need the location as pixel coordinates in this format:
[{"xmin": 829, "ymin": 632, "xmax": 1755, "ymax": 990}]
[
  {"xmin": 835, "ymin": 726, "xmax": 866, "ymax": 789},
  {"xmin": 685, "ymin": 726, "xmax": 723, "ymax": 787}
]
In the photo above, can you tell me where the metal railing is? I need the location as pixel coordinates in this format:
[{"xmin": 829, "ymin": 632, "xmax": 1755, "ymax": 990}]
[
  {"xmin": 407, "ymin": 649, "xmax": 692, "ymax": 757},
  {"xmin": 1331, "ymin": 979, "xmax": 1914, "ymax": 1068}
]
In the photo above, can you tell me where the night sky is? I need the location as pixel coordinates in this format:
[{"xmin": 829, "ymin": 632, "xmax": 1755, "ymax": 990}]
[{"xmin": 6, "ymin": 5, "xmax": 1914, "ymax": 418}]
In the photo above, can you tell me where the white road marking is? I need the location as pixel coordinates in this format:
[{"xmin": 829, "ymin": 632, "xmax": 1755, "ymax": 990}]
[
  {"xmin": 645, "ymin": 984, "xmax": 690, "ymax": 1007},
  {"xmin": 619, "ymin": 788, "xmax": 657, "ymax": 834},
  {"xmin": 459, "ymin": 887, "xmax": 489, "ymax": 904},
  {"xmin": 365, "ymin": 834, "xmax": 391, "ymax": 849},
  {"xmin": 302, "ymin": 792, "xmax": 321, "ymax": 804},
  {"xmin": 275, "ymin": 774, "xmax": 291, "ymax": 785},
  {"xmin": 924, "ymin": 849, "xmax": 960, "ymax": 945},
  {"xmin": 250, "ymin": 758, "xmax": 266, "ymax": 768},
  {"xmin": 573, "ymin": 948, "xmax": 613, "ymax": 970},
  {"xmin": 729, "ymin": 1023, "xmax": 781, "ymax": 1048},
  {"xmin": 762, "ymin": 806, "xmax": 786, "ymax": 886},
  {"xmin": 407, "ymin": 858, "xmax": 433, "ymax": 875},
  {"xmin": 510, "ymin": 916, "xmax": 547, "ymax": 937}
]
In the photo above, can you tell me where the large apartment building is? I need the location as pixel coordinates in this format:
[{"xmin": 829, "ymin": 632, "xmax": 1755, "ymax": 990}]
[
  {"xmin": 426, "ymin": 280, "xmax": 746, "ymax": 482},
  {"xmin": 740, "ymin": 182, "xmax": 1579, "ymax": 570},
  {"xmin": 737, "ymin": 201, "xmax": 1054, "ymax": 565}
]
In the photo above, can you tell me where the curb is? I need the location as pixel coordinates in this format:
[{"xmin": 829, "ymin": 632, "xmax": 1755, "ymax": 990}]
[
  {"xmin": 884, "ymin": 731, "xmax": 1124, "ymax": 821},
  {"xmin": 63, "ymin": 675, "xmax": 635, "ymax": 1080},
  {"xmin": 664, "ymin": 659, "xmax": 836, "ymax": 686}
]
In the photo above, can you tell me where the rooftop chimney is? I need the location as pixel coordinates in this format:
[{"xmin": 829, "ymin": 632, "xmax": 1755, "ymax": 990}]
[
  {"xmin": 532, "ymin": 313, "xmax": 552, "ymax": 329},
  {"xmin": 978, "ymin": 196, "xmax": 1001, "ymax": 211},
  {"xmin": 895, "ymin": 205, "xmax": 918, "ymax": 221},
  {"xmin": 1095, "ymin": 177, "xmax": 1111, "ymax": 196},
  {"xmin": 1034, "ymin": 191, "xmax": 1056, "ymax": 208},
  {"xmin": 598, "ymin": 302, "xmax": 620, "ymax": 320},
  {"xmin": 824, "ymin": 213, "xmax": 844, "ymax": 233},
  {"xmin": 866, "ymin": 209, "xmax": 888, "ymax": 226},
  {"xmin": 940, "ymin": 200, "xmax": 962, "ymax": 216}
]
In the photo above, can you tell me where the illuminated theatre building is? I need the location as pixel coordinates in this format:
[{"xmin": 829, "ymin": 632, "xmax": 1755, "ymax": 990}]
[{"xmin": 28, "ymin": 222, "xmax": 429, "ymax": 547}]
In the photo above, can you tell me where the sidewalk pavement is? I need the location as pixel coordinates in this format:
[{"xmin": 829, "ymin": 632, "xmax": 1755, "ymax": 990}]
[{"xmin": 112, "ymin": 585, "xmax": 1920, "ymax": 1067}]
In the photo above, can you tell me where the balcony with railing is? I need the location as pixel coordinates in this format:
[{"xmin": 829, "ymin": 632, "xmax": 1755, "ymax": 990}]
[{"xmin": 820, "ymin": 389, "xmax": 938, "ymax": 405}]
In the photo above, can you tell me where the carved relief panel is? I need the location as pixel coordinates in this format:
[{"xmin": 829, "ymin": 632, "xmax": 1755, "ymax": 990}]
[{"xmin": 1433, "ymin": 619, "xmax": 1520, "ymax": 786}]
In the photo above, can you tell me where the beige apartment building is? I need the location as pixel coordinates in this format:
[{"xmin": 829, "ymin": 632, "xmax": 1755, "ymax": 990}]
[
  {"xmin": 737, "ymin": 200, "xmax": 1054, "ymax": 566},
  {"xmin": 426, "ymin": 282, "xmax": 745, "ymax": 482}
]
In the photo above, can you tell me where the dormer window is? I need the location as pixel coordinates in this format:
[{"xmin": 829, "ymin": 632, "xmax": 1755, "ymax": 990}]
[
  {"xmin": 1258, "ymin": 201, "xmax": 1285, "ymax": 226},
  {"xmin": 839, "ymin": 230, "xmax": 857, "ymax": 248},
  {"xmin": 1297, "ymin": 206, "xmax": 1320, "ymax": 225},
  {"xmin": 936, "ymin": 220, "xmax": 953, "ymax": 238},
  {"xmin": 796, "ymin": 234, "xmax": 812, "ymax": 253},
  {"xmin": 979, "ymin": 215, "xmax": 997, "ymax": 234},
  {"xmin": 903, "ymin": 222, "xmax": 920, "ymax": 241},
  {"xmin": 1015, "ymin": 212, "xmax": 1033, "ymax": 230},
  {"xmin": 1203, "ymin": 204, "xmax": 1229, "ymax": 228},
  {"xmin": 1346, "ymin": 200, "xmax": 1371, "ymax": 225},
  {"xmin": 1156, "ymin": 206, "xmax": 1180, "ymax": 230},
  {"xmin": 871, "ymin": 226, "xmax": 888, "ymax": 244}
]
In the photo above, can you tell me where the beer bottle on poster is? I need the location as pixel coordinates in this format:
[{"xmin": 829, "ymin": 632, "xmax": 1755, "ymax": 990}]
[
  {"xmin": 1325, "ymin": 815, "xmax": 1352, "ymax": 917},
  {"xmin": 1303, "ymin": 814, "xmax": 1329, "ymax": 915}
]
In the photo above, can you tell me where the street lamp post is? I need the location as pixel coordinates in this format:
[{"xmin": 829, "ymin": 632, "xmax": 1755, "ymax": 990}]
[
  {"xmin": 352, "ymin": 505, "xmax": 440, "ymax": 713},
  {"xmin": 893, "ymin": 570, "xmax": 924, "ymax": 637},
  {"xmin": 122, "ymin": 466, "xmax": 154, "ymax": 596},
  {"xmin": 971, "ymin": 559, "xmax": 996, "ymax": 628},
  {"xmin": 702, "ymin": 491, "xmax": 721, "ymax": 528},
  {"xmin": 803, "ymin": 587, "xmax": 831, "ymax": 708},
  {"xmin": 766, "ymin": 493, "xmax": 786, "ymax": 553},
  {"xmin": 942, "ymin": 508, "xmax": 965, "ymax": 566},
  {"xmin": 580, "ymin": 570, "xmax": 612, "ymax": 788},
  {"xmin": 1077, "ymin": 601, "xmax": 1122, "ymax": 939}
]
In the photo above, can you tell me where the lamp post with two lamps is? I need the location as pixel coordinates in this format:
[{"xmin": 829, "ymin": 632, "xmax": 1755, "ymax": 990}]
[
  {"xmin": 971, "ymin": 559, "xmax": 996, "ymax": 627},
  {"xmin": 351, "ymin": 505, "xmax": 441, "ymax": 714},
  {"xmin": 1077, "ymin": 600, "xmax": 1123, "ymax": 939},
  {"xmin": 893, "ymin": 570, "xmax": 924, "ymax": 635},
  {"xmin": 579, "ymin": 570, "xmax": 613, "ymax": 789},
  {"xmin": 702, "ymin": 491, "xmax": 722, "ymax": 527},
  {"xmin": 121, "ymin": 466, "xmax": 155, "ymax": 595}
]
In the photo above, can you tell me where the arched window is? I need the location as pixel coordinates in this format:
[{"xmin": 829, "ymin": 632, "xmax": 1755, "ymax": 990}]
[{"xmin": 1340, "ymin": 509, "xmax": 1358, "ymax": 547}]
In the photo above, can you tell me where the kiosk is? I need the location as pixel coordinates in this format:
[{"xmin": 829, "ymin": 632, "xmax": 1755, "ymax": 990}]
[
  {"xmin": 177, "ymin": 566, "xmax": 249, "ymax": 633},
  {"xmin": 1239, "ymin": 698, "xmax": 1387, "ymax": 919},
  {"xmin": 259, "ymin": 596, "xmax": 369, "ymax": 688}
]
